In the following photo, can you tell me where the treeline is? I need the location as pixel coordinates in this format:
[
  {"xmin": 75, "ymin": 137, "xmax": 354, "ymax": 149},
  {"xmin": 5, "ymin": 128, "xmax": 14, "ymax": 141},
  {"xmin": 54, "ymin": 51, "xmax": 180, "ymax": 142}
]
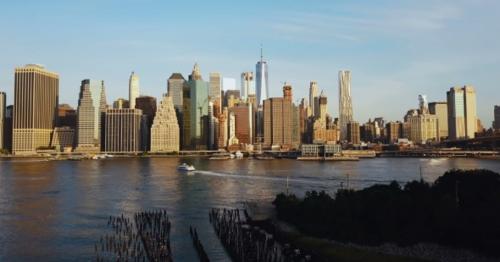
[{"xmin": 273, "ymin": 169, "xmax": 500, "ymax": 256}]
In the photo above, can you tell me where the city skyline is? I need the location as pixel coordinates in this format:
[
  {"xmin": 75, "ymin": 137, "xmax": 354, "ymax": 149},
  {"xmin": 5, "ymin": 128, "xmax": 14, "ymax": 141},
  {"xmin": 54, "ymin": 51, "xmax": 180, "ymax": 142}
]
[{"xmin": 0, "ymin": 1, "xmax": 499, "ymax": 125}]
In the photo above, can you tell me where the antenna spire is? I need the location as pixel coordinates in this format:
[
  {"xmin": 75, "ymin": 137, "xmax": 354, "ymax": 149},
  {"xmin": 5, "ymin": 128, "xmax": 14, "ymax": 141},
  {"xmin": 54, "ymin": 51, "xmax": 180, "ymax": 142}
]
[{"xmin": 260, "ymin": 44, "xmax": 263, "ymax": 61}]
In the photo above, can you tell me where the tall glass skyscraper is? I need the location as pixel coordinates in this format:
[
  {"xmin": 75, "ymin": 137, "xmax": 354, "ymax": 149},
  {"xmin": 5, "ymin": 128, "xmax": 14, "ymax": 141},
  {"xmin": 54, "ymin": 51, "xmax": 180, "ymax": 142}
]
[
  {"xmin": 339, "ymin": 70, "xmax": 353, "ymax": 141},
  {"xmin": 255, "ymin": 48, "xmax": 268, "ymax": 106}
]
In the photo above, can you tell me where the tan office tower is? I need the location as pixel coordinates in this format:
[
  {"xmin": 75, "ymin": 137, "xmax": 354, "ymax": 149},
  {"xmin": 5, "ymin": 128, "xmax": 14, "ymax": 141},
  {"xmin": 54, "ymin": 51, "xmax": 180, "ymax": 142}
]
[
  {"xmin": 150, "ymin": 95, "xmax": 179, "ymax": 153},
  {"xmin": 13, "ymin": 64, "xmax": 59, "ymax": 155},
  {"xmin": 428, "ymin": 102, "xmax": 448, "ymax": 141},
  {"xmin": 103, "ymin": 108, "xmax": 142, "ymax": 153},
  {"xmin": 113, "ymin": 98, "xmax": 130, "ymax": 109},
  {"xmin": 347, "ymin": 121, "xmax": 360, "ymax": 144},
  {"xmin": 447, "ymin": 86, "xmax": 477, "ymax": 140},
  {"xmin": 209, "ymin": 73, "xmax": 222, "ymax": 115},
  {"xmin": 263, "ymin": 84, "xmax": 293, "ymax": 148},
  {"xmin": 0, "ymin": 91, "xmax": 5, "ymax": 150},
  {"xmin": 76, "ymin": 79, "xmax": 107, "ymax": 152}
]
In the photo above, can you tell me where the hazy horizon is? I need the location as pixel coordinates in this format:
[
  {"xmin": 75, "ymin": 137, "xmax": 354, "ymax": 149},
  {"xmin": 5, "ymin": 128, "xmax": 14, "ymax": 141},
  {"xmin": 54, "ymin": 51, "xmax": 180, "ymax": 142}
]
[{"xmin": 0, "ymin": 0, "xmax": 499, "ymax": 126}]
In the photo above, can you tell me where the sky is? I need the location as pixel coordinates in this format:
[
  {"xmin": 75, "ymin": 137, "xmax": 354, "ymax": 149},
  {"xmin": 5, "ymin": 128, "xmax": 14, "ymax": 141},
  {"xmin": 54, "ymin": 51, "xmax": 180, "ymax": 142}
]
[{"xmin": 0, "ymin": 0, "xmax": 499, "ymax": 126}]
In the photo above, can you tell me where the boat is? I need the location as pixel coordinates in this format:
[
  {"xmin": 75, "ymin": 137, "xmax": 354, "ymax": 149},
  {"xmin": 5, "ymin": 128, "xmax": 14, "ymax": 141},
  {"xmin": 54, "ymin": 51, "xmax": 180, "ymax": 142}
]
[
  {"xmin": 235, "ymin": 151, "xmax": 244, "ymax": 159},
  {"xmin": 209, "ymin": 155, "xmax": 231, "ymax": 160},
  {"xmin": 177, "ymin": 163, "xmax": 196, "ymax": 171}
]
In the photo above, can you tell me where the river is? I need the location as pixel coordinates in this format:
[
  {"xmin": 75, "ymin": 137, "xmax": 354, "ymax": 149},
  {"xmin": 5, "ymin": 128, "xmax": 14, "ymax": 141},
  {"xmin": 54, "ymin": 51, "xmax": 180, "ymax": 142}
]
[{"xmin": 0, "ymin": 157, "xmax": 498, "ymax": 261}]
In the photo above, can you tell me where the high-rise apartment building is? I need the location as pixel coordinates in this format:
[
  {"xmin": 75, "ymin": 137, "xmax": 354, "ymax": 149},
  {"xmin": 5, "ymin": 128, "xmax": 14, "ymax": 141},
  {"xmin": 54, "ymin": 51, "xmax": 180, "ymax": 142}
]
[
  {"xmin": 428, "ymin": 102, "xmax": 448, "ymax": 141},
  {"xmin": 103, "ymin": 108, "xmax": 142, "ymax": 153},
  {"xmin": 493, "ymin": 105, "xmax": 500, "ymax": 130},
  {"xmin": 447, "ymin": 86, "xmax": 477, "ymax": 140},
  {"xmin": 309, "ymin": 81, "xmax": 318, "ymax": 118},
  {"xmin": 255, "ymin": 48, "xmax": 269, "ymax": 106},
  {"xmin": 129, "ymin": 71, "xmax": 140, "ymax": 109},
  {"xmin": 150, "ymin": 95, "xmax": 179, "ymax": 153},
  {"xmin": 347, "ymin": 121, "xmax": 360, "ymax": 145},
  {"xmin": 0, "ymin": 92, "xmax": 5, "ymax": 151},
  {"xmin": 339, "ymin": 70, "xmax": 353, "ymax": 141},
  {"xmin": 168, "ymin": 73, "xmax": 186, "ymax": 111},
  {"xmin": 13, "ymin": 64, "xmax": 59, "ymax": 155},
  {"xmin": 76, "ymin": 79, "xmax": 107, "ymax": 152},
  {"xmin": 209, "ymin": 72, "xmax": 222, "ymax": 116},
  {"xmin": 188, "ymin": 63, "xmax": 209, "ymax": 149}
]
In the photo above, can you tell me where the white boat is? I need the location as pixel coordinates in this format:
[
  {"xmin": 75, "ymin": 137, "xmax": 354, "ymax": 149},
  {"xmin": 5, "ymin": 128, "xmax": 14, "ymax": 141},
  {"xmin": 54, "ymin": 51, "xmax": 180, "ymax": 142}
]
[
  {"xmin": 235, "ymin": 151, "xmax": 244, "ymax": 159},
  {"xmin": 177, "ymin": 163, "xmax": 195, "ymax": 171}
]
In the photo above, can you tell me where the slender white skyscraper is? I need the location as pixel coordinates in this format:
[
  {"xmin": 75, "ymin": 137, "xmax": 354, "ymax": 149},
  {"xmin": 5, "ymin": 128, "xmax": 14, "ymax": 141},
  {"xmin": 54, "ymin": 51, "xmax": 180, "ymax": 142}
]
[
  {"xmin": 309, "ymin": 81, "xmax": 318, "ymax": 117},
  {"xmin": 129, "ymin": 71, "xmax": 140, "ymax": 108},
  {"xmin": 255, "ymin": 47, "xmax": 268, "ymax": 106},
  {"xmin": 339, "ymin": 70, "xmax": 353, "ymax": 141}
]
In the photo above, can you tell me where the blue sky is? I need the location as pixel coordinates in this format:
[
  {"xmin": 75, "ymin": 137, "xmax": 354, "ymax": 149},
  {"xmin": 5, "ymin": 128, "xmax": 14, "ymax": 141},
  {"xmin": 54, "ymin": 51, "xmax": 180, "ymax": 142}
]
[{"xmin": 0, "ymin": 0, "xmax": 499, "ymax": 126}]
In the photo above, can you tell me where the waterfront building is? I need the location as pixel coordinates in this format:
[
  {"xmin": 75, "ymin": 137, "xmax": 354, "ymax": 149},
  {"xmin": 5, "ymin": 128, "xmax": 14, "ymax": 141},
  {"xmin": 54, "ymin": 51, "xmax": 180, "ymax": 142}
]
[
  {"xmin": 361, "ymin": 120, "xmax": 377, "ymax": 143},
  {"xmin": 292, "ymin": 104, "xmax": 301, "ymax": 148},
  {"xmin": 76, "ymin": 79, "xmax": 107, "ymax": 152},
  {"xmin": 231, "ymin": 103, "xmax": 254, "ymax": 145},
  {"xmin": 386, "ymin": 121, "xmax": 403, "ymax": 144},
  {"xmin": 339, "ymin": 70, "xmax": 353, "ymax": 141},
  {"xmin": 309, "ymin": 81, "xmax": 318, "ymax": 118},
  {"xmin": 447, "ymin": 86, "xmax": 477, "ymax": 140},
  {"xmin": 0, "ymin": 92, "xmax": 5, "ymax": 151},
  {"xmin": 188, "ymin": 63, "xmax": 209, "ymax": 149},
  {"xmin": 129, "ymin": 71, "xmax": 140, "ymax": 109},
  {"xmin": 301, "ymin": 144, "xmax": 342, "ymax": 157},
  {"xmin": 255, "ymin": 48, "xmax": 269, "ymax": 106},
  {"xmin": 50, "ymin": 126, "xmax": 74, "ymax": 152},
  {"xmin": 168, "ymin": 73, "xmax": 186, "ymax": 111},
  {"xmin": 150, "ymin": 95, "xmax": 179, "ymax": 153},
  {"xmin": 299, "ymin": 99, "xmax": 309, "ymax": 143},
  {"xmin": 113, "ymin": 98, "xmax": 129, "ymax": 109},
  {"xmin": 428, "ymin": 102, "xmax": 448, "ymax": 141},
  {"xmin": 347, "ymin": 121, "xmax": 360, "ymax": 145},
  {"xmin": 407, "ymin": 96, "xmax": 438, "ymax": 144},
  {"xmin": 103, "ymin": 108, "xmax": 142, "ymax": 153},
  {"xmin": 57, "ymin": 104, "xmax": 77, "ymax": 129},
  {"xmin": 263, "ymin": 84, "xmax": 293, "ymax": 149},
  {"xmin": 240, "ymin": 72, "xmax": 254, "ymax": 100},
  {"xmin": 493, "ymin": 105, "xmax": 500, "ymax": 130},
  {"xmin": 13, "ymin": 64, "xmax": 59, "ymax": 155},
  {"xmin": 135, "ymin": 96, "xmax": 157, "ymax": 151}
]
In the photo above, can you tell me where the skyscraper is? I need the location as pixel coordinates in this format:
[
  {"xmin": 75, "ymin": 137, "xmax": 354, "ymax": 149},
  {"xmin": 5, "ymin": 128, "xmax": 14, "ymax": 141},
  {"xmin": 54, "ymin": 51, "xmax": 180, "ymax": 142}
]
[
  {"xmin": 0, "ymin": 92, "xmax": 5, "ymax": 151},
  {"xmin": 129, "ymin": 71, "xmax": 140, "ymax": 109},
  {"xmin": 103, "ymin": 108, "xmax": 142, "ymax": 153},
  {"xmin": 447, "ymin": 86, "xmax": 477, "ymax": 140},
  {"xmin": 150, "ymin": 95, "xmax": 179, "ymax": 153},
  {"xmin": 13, "ymin": 64, "xmax": 59, "ymax": 155},
  {"xmin": 347, "ymin": 121, "xmax": 361, "ymax": 145},
  {"xmin": 428, "ymin": 102, "xmax": 448, "ymax": 141},
  {"xmin": 188, "ymin": 63, "xmax": 209, "ymax": 149},
  {"xmin": 309, "ymin": 81, "xmax": 318, "ymax": 117},
  {"xmin": 76, "ymin": 79, "xmax": 107, "ymax": 152},
  {"xmin": 263, "ymin": 84, "xmax": 293, "ymax": 148},
  {"xmin": 339, "ymin": 70, "xmax": 353, "ymax": 141},
  {"xmin": 240, "ymin": 72, "xmax": 254, "ymax": 100},
  {"xmin": 231, "ymin": 103, "xmax": 254, "ymax": 145},
  {"xmin": 167, "ymin": 73, "xmax": 186, "ymax": 111},
  {"xmin": 209, "ymin": 73, "xmax": 222, "ymax": 117},
  {"xmin": 135, "ymin": 96, "xmax": 157, "ymax": 151},
  {"xmin": 255, "ymin": 48, "xmax": 269, "ymax": 106},
  {"xmin": 494, "ymin": 105, "xmax": 500, "ymax": 130}
]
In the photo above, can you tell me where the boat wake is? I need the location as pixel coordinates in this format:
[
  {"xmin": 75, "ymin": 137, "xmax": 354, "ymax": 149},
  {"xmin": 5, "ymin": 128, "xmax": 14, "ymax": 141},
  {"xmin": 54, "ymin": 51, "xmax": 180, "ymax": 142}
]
[{"xmin": 194, "ymin": 170, "xmax": 329, "ymax": 186}]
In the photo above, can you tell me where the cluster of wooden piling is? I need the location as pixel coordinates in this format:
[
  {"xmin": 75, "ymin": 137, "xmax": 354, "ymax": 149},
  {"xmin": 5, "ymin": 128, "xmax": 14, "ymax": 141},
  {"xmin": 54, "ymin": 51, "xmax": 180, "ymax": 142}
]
[
  {"xmin": 209, "ymin": 208, "xmax": 313, "ymax": 262},
  {"xmin": 94, "ymin": 210, "xmax": 172, "ymax": 261},
  {"xmin": 190, "ymin": 226, "xmax": 210, "ymax": 262}
]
